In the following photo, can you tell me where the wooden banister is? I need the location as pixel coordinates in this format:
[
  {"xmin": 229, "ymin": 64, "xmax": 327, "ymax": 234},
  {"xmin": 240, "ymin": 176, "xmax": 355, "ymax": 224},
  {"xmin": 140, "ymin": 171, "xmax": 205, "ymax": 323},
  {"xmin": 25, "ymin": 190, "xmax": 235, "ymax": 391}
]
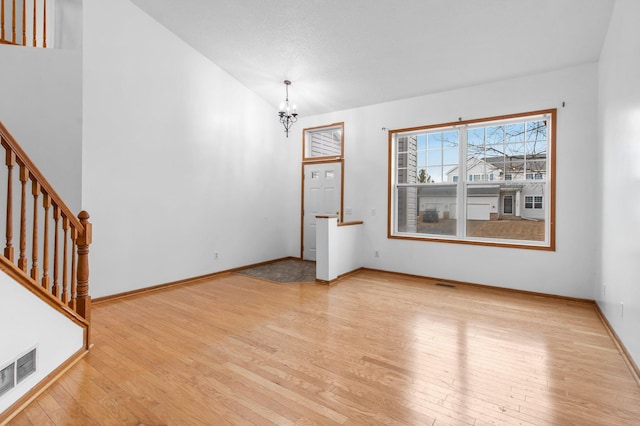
[
  {"xmin": 0, "ymin": 121, "xmax": 91, "ymax": 323},
  {"xmin": 0, "ymin": 0, "xmax": 48, "ymax": 48}
]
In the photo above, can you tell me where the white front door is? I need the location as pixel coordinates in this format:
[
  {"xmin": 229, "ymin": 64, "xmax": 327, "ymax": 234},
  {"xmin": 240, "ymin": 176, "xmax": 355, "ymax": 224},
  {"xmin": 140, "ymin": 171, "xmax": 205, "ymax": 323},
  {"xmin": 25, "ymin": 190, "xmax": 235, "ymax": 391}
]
[{"xmin": 302, "ymin": 162, "xmax": 342, "ymax": 260}]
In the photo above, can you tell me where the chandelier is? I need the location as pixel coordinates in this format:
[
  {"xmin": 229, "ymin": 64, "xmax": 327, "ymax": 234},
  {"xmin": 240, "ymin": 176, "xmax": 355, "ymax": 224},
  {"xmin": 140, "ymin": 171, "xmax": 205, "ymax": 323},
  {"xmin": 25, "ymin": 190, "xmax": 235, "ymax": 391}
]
[{"xmin": 278, "ymin": 80, "xmax": 298, "ymax": 137}]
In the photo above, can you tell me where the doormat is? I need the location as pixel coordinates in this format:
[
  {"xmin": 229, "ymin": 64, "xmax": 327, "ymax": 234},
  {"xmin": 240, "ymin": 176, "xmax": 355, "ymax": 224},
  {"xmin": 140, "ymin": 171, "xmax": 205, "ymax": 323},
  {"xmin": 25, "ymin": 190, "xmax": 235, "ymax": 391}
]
[{"xmin": 235, "ymin": 259, "xmax": 316, "ymax": 283}]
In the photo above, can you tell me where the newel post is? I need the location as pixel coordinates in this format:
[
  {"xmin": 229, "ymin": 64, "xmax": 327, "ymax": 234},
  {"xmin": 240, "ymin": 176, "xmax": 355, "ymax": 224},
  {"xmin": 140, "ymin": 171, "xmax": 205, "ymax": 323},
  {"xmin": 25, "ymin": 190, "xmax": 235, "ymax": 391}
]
[{"xmin": 76, "ymin": 211, "xmax": 92, "ymax": 323}]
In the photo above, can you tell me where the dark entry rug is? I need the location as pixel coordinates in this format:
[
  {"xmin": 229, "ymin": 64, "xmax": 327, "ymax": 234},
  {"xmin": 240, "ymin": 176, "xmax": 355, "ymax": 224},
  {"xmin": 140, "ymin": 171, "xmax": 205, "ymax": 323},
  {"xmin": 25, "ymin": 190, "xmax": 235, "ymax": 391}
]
[{"xmin": 234, "ymin": 259, "xmax": 316, "ymax": 283}]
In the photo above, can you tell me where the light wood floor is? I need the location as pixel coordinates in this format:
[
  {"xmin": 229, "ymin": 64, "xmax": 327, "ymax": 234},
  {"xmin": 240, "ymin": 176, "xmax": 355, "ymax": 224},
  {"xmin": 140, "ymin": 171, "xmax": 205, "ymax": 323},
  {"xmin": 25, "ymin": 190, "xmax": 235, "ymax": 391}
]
[{"xmin": 8, "ymin": 270, "xmax": 640, "ymax": 425}]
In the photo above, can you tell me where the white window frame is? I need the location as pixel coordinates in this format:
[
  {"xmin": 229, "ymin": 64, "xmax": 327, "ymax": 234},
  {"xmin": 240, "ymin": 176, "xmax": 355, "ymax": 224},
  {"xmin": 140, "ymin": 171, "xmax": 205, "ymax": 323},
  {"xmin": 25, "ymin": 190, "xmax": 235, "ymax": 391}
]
[{"xmin": 388, "ymin": 109, "xmax": 556, "ymax": 250}]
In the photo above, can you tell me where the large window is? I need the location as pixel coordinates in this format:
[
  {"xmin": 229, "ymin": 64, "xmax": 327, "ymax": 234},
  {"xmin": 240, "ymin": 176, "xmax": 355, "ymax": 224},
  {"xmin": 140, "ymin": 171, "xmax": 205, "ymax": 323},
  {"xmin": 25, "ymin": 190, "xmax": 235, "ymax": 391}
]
[{"xmin": 389, "ymin": 109, "xmax": 555, "ymax": 249}]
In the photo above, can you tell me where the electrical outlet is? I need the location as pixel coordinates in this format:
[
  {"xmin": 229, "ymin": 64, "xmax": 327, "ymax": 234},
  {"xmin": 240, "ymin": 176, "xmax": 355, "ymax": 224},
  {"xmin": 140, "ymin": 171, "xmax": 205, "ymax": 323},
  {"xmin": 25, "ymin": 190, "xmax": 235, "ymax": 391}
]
[
  {"xmin": 375, "ymin": 250, "xmax": 380, "ymax": 258},
  {"xmin": 214, "ymin": 252, "xmax": 219, "ymax": 260},
  {"xmin": 621, "ymin": 302, "xmax": 624, "ymax": 318}
]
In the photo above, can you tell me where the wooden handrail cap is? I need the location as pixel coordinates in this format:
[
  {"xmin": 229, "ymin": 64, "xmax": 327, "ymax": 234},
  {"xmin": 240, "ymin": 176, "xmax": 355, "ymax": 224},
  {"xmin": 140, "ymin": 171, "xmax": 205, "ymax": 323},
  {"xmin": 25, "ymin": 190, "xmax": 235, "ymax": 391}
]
[{"xmin": 78, "ymin": 211, "xmax": 92, "ymax": 244}]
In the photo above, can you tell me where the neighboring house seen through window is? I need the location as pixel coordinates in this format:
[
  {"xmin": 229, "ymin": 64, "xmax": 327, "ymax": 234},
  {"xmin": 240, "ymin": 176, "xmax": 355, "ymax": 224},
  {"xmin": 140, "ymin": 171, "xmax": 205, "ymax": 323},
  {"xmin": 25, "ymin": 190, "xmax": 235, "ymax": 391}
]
[{"xmin": 389, "ymin": 109, "xmax": 555, "ymax": 249}]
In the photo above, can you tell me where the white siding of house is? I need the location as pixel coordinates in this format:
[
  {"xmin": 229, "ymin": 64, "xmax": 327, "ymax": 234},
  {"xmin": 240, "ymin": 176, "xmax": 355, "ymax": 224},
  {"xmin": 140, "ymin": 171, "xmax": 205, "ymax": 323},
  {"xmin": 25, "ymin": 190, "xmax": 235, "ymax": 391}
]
[{"xmin": 521, "ymin": 186, "xmax": 546, "ymax": 220}]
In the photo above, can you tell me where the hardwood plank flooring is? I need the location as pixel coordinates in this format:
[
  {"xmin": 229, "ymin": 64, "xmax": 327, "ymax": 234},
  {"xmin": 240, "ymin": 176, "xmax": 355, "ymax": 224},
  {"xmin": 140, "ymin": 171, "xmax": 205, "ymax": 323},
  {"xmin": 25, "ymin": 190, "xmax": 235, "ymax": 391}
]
[{"xmin": 7, "ymin": 270, "xmax": 640, "ymax": 425}]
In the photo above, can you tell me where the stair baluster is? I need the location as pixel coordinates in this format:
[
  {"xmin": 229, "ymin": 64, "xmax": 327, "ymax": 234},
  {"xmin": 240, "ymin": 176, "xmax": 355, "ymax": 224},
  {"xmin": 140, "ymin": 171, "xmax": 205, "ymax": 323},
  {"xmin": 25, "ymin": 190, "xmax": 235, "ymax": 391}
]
[
  {"xmin": 30, "ymin": 180, "xmax": 39, "ymax": 281},
  {"xmin": 4, "ymin": 148, "xmax": 14, "ymax": 261},
  {"xmin": 53, "ymin": 204, "xmax": 61, "ymax": 301},
  {"xmin": 41, "ymin": 192, "xmax": 50, "ymax": 290},
  {"xmin": 21, "ymin": 0, "xmax": 25, "ymax": 46},
  {"xmin": 18, "ymin": 163, "xmax": 27, "ymax": 271},
  {"xmin": 70, "ymin": 226, "xmax": 76, "ymax": 309},
  {"xmin": 62, "ymin": 215, "xmax": 68, "ymax": 304}
]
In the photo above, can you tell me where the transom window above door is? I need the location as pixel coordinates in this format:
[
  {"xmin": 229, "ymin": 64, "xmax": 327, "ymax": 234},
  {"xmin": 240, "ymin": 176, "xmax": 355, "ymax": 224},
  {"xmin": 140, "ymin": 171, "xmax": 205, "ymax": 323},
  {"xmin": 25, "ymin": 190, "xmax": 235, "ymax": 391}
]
[{"xmin": 303, "ymin": 122, "xmax": 344, "ymax": 161}]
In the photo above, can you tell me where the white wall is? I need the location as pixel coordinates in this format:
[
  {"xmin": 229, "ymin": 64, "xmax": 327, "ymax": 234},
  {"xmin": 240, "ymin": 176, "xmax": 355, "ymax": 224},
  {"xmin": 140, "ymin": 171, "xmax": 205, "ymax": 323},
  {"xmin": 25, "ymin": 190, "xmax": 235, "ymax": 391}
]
[
  {"xmin": 82, "ymin": 0, "xmax": 300, "ymax": 298},
  {"xmin": 315, "ymin": 218, "xmax": 363, "ymax": 281},
  {"xmin": 336, "ymin": 224, "xmax": 364, "ymax": 278},
  {"xmin": 0, "ymin": 44, "xmax": 82, "ymax": 214},
  {"xmin": 300, "ymin": 64, "xmax": 599, "ymax": 299},
  {"xmin": 315, "ymin": 217, "xmax": 337, "ymax": 281},
  {"xmin": 0, "ymin": 271, "xmax": 84, "ymax": 413},
  {"xmin": 55, "ymin": 0, "xmax": 82, "ymax": 51},
  {"xmin": 598, "ymin": 0, "xmax": 640, "ymax": 367}
]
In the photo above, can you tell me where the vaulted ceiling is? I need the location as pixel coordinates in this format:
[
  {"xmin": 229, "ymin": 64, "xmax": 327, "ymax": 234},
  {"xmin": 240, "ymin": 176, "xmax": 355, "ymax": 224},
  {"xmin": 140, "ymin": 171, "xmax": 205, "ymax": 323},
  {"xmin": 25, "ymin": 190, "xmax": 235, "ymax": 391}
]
[{"xmin": 130, "ymin": 0, "xmax": 616, "ymax": 116}]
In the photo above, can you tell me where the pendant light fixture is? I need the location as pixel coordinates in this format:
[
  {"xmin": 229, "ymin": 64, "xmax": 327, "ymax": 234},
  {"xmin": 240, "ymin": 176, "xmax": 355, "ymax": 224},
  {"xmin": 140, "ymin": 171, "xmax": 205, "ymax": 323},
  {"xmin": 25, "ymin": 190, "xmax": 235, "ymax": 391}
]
[{"xmin": 278, "ymin": 80, "xmax": 298, "ymax": 137}]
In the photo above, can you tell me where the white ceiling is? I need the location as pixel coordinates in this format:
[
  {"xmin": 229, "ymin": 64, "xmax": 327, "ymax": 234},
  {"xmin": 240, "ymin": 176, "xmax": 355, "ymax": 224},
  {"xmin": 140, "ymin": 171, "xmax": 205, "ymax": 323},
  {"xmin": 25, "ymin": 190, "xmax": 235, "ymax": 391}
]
[{"xmin": 130, "ymin": 0, "xmax": 615, "ymax": 116}]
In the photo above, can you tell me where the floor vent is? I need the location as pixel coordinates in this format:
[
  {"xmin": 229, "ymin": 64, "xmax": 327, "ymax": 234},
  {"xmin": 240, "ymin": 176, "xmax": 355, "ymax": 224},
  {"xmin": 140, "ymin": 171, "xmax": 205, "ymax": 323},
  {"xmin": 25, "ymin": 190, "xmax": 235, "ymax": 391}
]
[
  {"xmin": 436, "ymin": 282, "xmax": 456, "ymax": 288},
  {"xmin": 0, "ymin": 347, "xmax": 37, "ymax": 397}
]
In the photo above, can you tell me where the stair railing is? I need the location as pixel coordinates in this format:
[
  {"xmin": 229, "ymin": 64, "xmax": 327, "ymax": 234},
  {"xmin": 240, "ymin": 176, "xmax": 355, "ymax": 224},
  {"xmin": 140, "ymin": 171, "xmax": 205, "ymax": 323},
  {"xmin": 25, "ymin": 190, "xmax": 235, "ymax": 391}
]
[
  {"xmin": 1, "ymin": 0, "xmax": 49, "ymax": 48},
  {"xmin": 0, "ymin": 121, "xmax": 91, "ymax": 326}
]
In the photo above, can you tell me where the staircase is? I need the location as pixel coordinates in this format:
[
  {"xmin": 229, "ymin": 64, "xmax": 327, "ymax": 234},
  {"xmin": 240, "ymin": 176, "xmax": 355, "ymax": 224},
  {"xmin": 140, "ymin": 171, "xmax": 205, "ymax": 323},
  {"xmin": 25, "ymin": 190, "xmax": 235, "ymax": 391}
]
[{"xmin": 0, "ymin": 121, "xmax": 91, "ymax": 421}]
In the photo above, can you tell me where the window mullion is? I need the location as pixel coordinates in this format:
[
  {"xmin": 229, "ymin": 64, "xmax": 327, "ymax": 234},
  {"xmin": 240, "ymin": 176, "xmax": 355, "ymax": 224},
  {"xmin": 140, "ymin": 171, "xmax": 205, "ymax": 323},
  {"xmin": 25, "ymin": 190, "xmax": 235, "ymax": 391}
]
[{"xmin": 458, "ymin": 124, "xmax": 468, "ymax": 239}]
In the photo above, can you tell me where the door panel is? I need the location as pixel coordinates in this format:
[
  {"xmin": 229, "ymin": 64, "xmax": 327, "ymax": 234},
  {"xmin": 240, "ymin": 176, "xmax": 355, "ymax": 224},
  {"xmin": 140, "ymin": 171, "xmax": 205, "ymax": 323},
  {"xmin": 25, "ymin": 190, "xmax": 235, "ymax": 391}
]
[{"xmin": 303, "ymin": 162, "xmax": 342, "ymax": 260}]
